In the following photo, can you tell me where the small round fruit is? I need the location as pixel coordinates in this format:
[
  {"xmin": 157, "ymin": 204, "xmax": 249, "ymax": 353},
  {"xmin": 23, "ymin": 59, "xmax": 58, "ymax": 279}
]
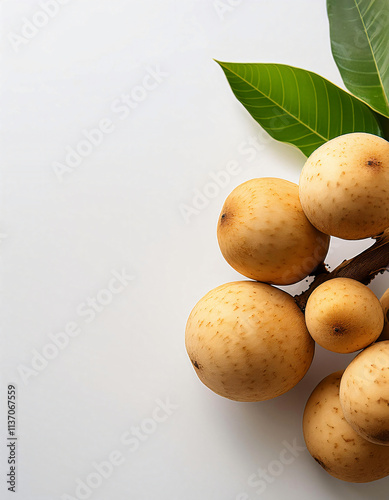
[
  {"xmin": 299, "ymin": 133, "xmax": 389, "ymax": 240},
  {"xmin": 340, "ymin": 341, "xmax": 389, "ymax": 446},
  {"xmin": 217, "ymin": 178, "xmax": 330, "ymax": 285},
  {"xmin": 305, "ymin": 278, "xmax": 384, "ymax": 353},
  {"xmin": 378, "ymin": 288, "xmax": 389, "ymax": 341},
  {"xmin": 303, "ymin": 370, "xmax": 389, "ymax": 482},
  {"xmin": 185, "ymin": 281, "xmax": 314, "ymax": 402}
]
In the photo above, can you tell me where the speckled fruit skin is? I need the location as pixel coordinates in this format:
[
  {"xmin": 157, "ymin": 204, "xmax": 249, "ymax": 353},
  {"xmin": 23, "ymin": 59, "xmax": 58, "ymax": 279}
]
[
  {"xmin": 378, "ymin": 288, "xmax": 389, "ymax": 341},
  {"xmin": 303, "ymin": 370, "xmax": 389, "ymax": 483},
  {"xmin": 185, "ymin": 281, "xmax": 314, "ymax": 402},
  {"xmin": 305, "ymin": 278, "xmax": 384, "ymax": 353},
  {"xmin": 217, "ymin": 178, "xmax": 330, "ymax": 285},
  {"xmin": 299, "ymin": 133, "xmax": 389, "ymax": 240},
  {"xmin": 339, "ymin": 341, "xmax": 389, "ymax": 446}
]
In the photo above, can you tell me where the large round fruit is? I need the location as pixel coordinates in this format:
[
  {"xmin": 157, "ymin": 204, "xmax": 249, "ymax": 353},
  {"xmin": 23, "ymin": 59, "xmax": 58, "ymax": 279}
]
[
  {"xmin": 185, "ymin": 281, "xmax": 314, "ymax": 402},
  {"xmin": 217, "ymin": 178, "xmax": 330, "ymax": 285},
  {"xmin": 305, "ymin": 278, "xmax": 384, "ymax": 353},
  {"xmin": 299, "ymin": 133, "xmax": 389, "ymax": 240},
  {"xmin": 339, "ymin": 341, "xmax": 389, "ymax": 446},
  {"xmin": 303, "ymin": 370, "xmax": 389, "ymax": 482}
]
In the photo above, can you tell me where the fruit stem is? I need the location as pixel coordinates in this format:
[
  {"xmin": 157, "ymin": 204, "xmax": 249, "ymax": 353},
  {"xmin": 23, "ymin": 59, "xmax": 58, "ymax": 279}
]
[{"xmin": 294, "ymin": 229, "xmax": 389, "ymax": 312}]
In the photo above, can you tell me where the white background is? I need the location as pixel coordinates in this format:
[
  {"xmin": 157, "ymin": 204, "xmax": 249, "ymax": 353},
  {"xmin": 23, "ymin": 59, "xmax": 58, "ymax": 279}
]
[{"xmin": 1, "ymin": 1, "xmax": 388, "ymax": 499}]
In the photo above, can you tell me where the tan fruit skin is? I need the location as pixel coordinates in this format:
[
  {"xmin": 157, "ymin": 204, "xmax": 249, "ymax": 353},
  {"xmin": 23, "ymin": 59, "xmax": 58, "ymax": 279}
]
[
  {"xmin": 299, "ymin": 133, "xmax": 389, "ymax": 240},
  {"xmin": 217, "ymin": 178, "xmax": 330, "ymax": 285},
  {"xmin": 378, "ymin": 288, "xmax": 389, "ymax": 341},
  {"xmin": 339, "ymin": 341, "xmax": 389, "ymax": 446},
  {"xmin": 185, "ymin": 281, "xmax": 314, "ymax": 402},
  {"xmin": 303, "ymin": 370, "xmax": 389, "ymax": 483},
  {"xmin": 305, "ymin": 278, "xmax": 384, "ymax": 353}
]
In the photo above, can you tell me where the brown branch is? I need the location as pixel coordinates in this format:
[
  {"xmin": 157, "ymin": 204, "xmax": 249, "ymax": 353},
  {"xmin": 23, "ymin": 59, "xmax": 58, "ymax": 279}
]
[{"xmin": 295, "ymin": 228, "xmax": 389, "ymax": 312}]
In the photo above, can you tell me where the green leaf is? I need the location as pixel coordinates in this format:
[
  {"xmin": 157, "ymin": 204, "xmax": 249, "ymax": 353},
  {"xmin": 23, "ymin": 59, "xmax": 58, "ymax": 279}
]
[
  {"xmin": 216, "ymin": 61, "xmax": 383, "ymax": 157},
  {"xmin": 327, "ymin": 0, "xmax": 389, "ymax": 118},
  {"xmin": 378, "ymin": 114, "xmax": 389, "ymax": 139}
]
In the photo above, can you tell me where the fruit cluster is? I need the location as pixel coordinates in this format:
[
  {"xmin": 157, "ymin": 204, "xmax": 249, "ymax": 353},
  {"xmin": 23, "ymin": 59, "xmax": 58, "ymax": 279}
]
[{"xmin": 185, "ymin": 132, "xmax": 389, "ymax": 482}]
